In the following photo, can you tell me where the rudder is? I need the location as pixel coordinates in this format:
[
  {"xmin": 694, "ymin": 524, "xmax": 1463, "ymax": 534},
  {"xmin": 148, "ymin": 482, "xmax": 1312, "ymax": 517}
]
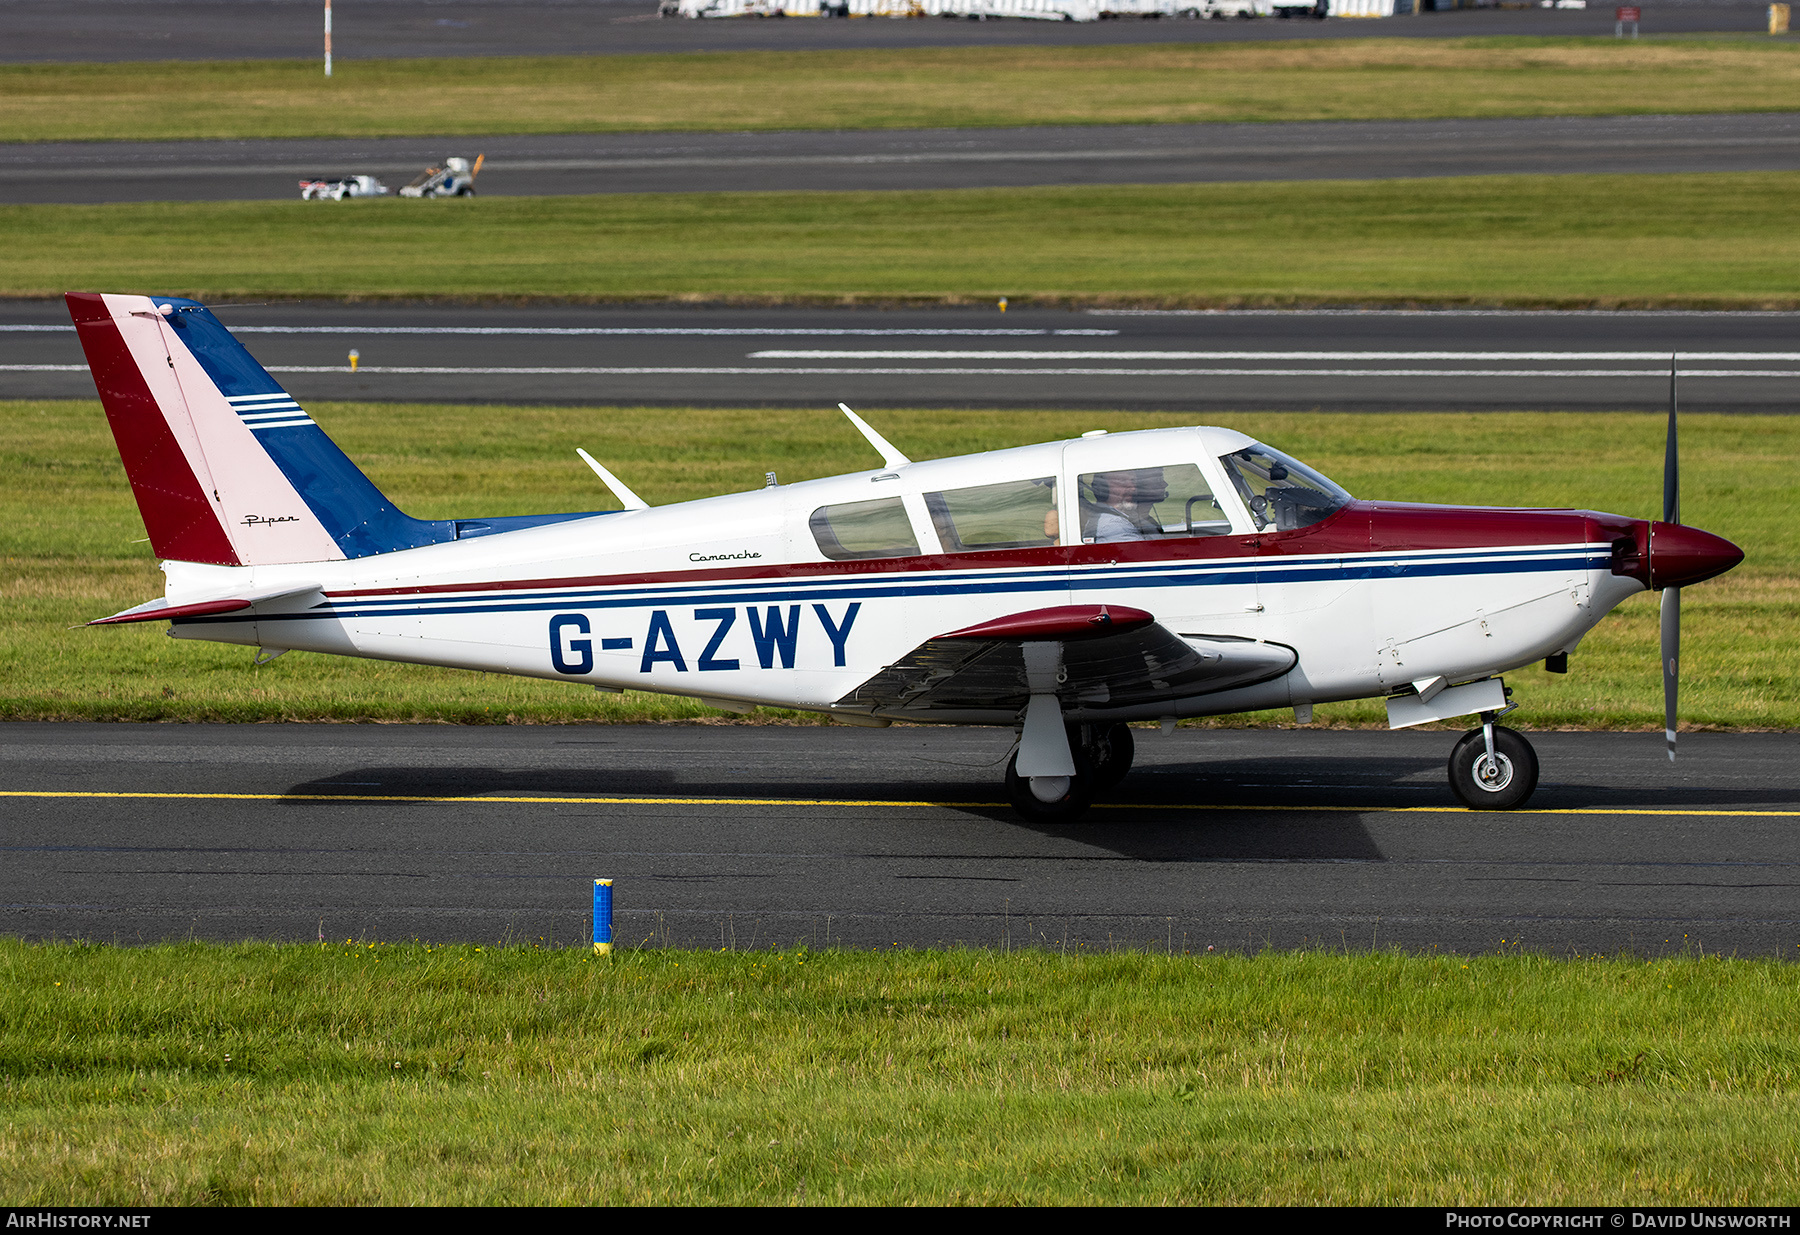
[{"xmin": 67, "ymin": 292, "xmax": 457, "ymax": 566}]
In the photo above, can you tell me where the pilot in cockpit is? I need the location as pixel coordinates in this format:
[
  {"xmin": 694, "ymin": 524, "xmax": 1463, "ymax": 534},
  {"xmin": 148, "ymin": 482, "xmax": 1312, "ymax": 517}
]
[{"xmin": 1086, "ymin": 468, "xmax": 1170, "ymax": 543}]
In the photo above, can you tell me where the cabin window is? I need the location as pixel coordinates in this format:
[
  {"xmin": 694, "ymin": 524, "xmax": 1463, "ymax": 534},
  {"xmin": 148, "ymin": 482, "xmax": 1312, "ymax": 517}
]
[
  {"xmin": 809, "ymin": 497, "xmax": 920, "ymax": 561},
  {"xmin": 1076, "ymin": 463, "xmax": 1228, "ymax": 545},
  {"xmin": 924, "ymin": 478, "xmax": 1058, "ymax": 552},
  {"xmin": 1220, "ymin": 445, "xmax": 1352, "ymax": 533}
]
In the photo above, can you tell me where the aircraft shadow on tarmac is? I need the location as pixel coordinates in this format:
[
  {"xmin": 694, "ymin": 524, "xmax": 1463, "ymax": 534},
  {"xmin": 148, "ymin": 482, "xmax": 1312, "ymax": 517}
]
[
  {"xmin": 1132, "ymin": 753, "xmax": 1800, "ymax": 813},
  {"xmin": 278, "ymin": 746, "xmax": 1799, "ymax": 865},
  {"xmin": 276, "ymin": 758, "xmax": 1413, "ymax": 863}
]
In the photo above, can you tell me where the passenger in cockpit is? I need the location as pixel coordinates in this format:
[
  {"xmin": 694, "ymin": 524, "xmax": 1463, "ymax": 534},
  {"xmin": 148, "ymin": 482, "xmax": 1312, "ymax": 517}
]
[{"xmin": 1087, "ymin": 468, "xmax": 1170, "ymax": 543}]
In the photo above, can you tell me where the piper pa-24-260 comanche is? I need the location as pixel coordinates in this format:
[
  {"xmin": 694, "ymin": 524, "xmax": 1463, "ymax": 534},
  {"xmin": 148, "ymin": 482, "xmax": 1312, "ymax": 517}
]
[{"xmin": 70, "ymin": 293, "xmax": 1744, "ymax": 820}]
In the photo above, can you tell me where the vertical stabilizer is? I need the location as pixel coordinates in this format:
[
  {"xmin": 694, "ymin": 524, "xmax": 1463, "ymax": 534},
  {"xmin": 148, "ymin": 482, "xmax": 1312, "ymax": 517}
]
[{"xmin": 66, "ymin": 293, "xmax": 457, "ymax": 565}]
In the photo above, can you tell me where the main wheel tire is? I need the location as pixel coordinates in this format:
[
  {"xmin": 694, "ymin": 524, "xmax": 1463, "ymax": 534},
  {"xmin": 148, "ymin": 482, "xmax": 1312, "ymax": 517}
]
[
  {"xmin": 1447, "ymin": 725, "xmax": 1539, "ymax": 810},
  {"xmin": 1005, "ymin": 750, "xmax": 1094, "ymax": 822},
  {"xmin": 1082, "ymin": 723, "xmax": 1135, "ymax": 790}
]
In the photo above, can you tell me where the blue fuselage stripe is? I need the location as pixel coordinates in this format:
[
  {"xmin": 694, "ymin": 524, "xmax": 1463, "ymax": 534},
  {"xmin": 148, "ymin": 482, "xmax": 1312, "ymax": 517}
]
[
  {"xmin": 287, "ymin": 545, "xmax": 1600, "ymax": 612},
  {"xmin": 182, "ymin": 548, "xmax": 1614, "ymax": 627}
]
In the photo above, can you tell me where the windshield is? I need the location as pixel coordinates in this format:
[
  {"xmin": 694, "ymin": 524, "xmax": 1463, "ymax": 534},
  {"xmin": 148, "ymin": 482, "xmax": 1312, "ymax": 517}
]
[{"xmin": 1220, "ymin": 444, "xmax": 1352, "ymax": 533}]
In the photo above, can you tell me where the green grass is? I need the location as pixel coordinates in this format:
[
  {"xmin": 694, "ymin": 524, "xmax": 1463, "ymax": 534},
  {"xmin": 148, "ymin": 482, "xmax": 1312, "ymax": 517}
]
[
  {"xmin": 4, "ymin": 940, "xmax": 1799, "ymax": 1204},
  {"xmin": 5, "ymin": 38, "xmax": 1800, "ymax": 142},
  {"xmin": 13, "ymin": 173, "xmax": 1800, "ymax": 307},
  {"xmin": 2, "ymin": 401, "xmax": 1790, "ymax": 727}
]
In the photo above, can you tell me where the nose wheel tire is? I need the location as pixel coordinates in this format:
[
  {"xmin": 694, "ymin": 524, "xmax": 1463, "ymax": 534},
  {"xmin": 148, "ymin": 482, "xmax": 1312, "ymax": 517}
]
[{"xmin": 1447, "ymin": 725, "xmax": 1539, "ymax": 810}]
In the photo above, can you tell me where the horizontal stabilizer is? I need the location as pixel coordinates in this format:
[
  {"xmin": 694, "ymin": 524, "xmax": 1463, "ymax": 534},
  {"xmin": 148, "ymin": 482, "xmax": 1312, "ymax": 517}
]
[{"xmin": 90, "ymin": 582, "xmax": 324, "ymax": 626}]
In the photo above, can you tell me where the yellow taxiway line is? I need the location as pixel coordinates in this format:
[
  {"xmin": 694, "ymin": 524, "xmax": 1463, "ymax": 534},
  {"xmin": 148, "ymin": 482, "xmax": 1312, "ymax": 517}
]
[{"xmin": 2, "ymin": 789, "xmax": 1797, "ymax": 817}]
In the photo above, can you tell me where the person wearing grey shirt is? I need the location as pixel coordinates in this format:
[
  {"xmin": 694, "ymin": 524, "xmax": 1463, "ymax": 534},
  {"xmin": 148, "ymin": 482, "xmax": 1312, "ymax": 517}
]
[{"xmin": 1086, "ymin": 469, "xmax": 1169, "ymax": 543}]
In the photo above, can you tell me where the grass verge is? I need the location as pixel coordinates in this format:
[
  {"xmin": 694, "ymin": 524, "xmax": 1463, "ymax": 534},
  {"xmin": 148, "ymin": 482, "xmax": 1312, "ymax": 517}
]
[
  {"xmin": 9, "ymin": 173, "xmax": 1800, "ymax": 307},
  {"xmin": 2, "ymin": 401, "xmax": 1790, "ymax": 727},
  {"xmin": 4, "ymin": 940, "xmax": 1798, "ymax": 1204},
  {"xmin": 5, "ymin": 38, "xmax": 1800, "ymax": 142}
]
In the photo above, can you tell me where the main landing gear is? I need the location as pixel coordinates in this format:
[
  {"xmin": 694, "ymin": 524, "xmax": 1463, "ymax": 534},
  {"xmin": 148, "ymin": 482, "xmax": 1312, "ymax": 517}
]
[
  {"xmin": 1447, "ymin": 711, "xmax": 1539, "ymax": 810},
  {"xmin": 1001, "ymin": 708, "xmax": 1540, "ymax": 819},
  {"xmin": 1006, "ymin": 721, "xmax": 1134, "ymax": 822}
]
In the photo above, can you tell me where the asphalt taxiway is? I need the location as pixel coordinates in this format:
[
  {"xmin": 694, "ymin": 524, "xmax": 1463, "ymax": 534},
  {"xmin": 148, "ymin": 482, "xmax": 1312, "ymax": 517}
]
[
  {"xmin": 6, "ymin": 299, "xmax": 1799, "ymax": 411},
  {"xmin": 0, "ymin": 2, "xmax": 1773, "ymax": 65},
  {"xmin": 10, "ymin": 112, "xmax": 1800, "ymax": 205},
  {"xmin": 4, "ymin": 723, "xmax": 1796, "ymax": 954}
]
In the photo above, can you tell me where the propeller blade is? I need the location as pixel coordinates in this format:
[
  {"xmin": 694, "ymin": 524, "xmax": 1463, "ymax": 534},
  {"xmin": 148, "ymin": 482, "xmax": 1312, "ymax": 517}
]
[
  {"xmin": 1661, "ymin": 353, "xmax": 1680, "ymax": 760},
  {"xmin": 1662, "ymin": 585, "xmax": 1681, "ymax": 761},
  {"xmin": 1664, "ymin": 354, "xmax": 1680, "ymax": 525}
]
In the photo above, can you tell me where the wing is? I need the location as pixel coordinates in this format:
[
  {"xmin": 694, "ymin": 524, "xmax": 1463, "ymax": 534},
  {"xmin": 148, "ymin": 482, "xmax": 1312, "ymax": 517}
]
[{"xmin": 840, "ymin": 604, "xmax": 1295, "ymax": 716}]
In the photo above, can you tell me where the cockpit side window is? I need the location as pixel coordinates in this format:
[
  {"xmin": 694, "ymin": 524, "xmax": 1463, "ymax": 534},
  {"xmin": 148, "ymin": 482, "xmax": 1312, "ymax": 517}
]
[
  {"xmin": 1220, "ymin": 445, "xmax": 1352, "ymax": 533},
  {"xmin": 1076, "ymin": 463, "xmax": 1227, "ymax": 545},
  {"xmin": 924, "ymin": 478, "xmax": 1058, "ymax": 552},
  {"xmin": 809, "ymin": 497, "xmax": 920, "ymax": 561}
]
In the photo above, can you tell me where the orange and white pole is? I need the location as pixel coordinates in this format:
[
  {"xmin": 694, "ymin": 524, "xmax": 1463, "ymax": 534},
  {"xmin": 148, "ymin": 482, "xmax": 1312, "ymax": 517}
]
[{"xmin": 324, "ymin": 0, "xmax": 333, "ymax": 77}]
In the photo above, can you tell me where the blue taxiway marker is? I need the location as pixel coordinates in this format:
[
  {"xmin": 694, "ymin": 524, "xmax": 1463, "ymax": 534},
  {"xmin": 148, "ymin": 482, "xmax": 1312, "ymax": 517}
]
[{"xmin": 593, "ymin": 878, "xmax": 614, "ymax": 956}]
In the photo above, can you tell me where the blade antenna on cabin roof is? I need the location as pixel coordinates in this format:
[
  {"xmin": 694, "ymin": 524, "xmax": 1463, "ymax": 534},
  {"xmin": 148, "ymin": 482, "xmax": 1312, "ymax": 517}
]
[
  {"xmin": 576, "ymin": 448, "xmax": 650, "ymax": 511},
  {"xmin": 838, "ymin": 403, "xmax": 911, "ymax": 470}
]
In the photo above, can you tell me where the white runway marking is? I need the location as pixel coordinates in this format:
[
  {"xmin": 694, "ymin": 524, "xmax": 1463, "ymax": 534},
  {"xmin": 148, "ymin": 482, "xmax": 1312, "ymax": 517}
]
[
  {"xmin": 7, "ymin": 365, "xmax": 1800, "ymax": 378},
  {"xmin": 749, "ymin": 349, "xmax": 1800, "ymax": 361},
  {"xmin": 238, "ymin": 366, "xmax": 1800, "ymax": 378},
  {"xmin": 0, "ymin": 324, "xmax": 1118, "ymax": 337},
  {"xmin": 1089, "ymin": 308, "xmax": 1800, "ymax": 318}
]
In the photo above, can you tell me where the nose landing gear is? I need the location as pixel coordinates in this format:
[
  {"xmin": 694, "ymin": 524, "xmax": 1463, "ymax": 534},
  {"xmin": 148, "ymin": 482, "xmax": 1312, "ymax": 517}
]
[{"xmin": 1448, "ymin": 712, "xmax": 1538, "ymax": 810}]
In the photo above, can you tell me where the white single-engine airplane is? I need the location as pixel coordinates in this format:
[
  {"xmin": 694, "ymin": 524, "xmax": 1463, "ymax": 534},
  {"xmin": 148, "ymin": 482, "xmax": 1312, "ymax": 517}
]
[{"xmin": 69, "ymin": 293, "xmax": 1744, "ymax": 819}]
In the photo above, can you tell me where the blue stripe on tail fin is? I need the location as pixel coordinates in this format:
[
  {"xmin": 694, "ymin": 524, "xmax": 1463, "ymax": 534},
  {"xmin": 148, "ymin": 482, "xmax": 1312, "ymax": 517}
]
[
  {"xmin": 154, "ymin": 298, "xmax": 618, "ymax": 557},
  {"xmin": 152, "ymin": 297, "xmax": 461, "ymax": 558}
]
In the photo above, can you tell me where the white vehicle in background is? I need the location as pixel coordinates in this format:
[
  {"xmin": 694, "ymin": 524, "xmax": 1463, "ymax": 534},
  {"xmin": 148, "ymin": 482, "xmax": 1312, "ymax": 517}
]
[
  {"xmin": 298, "ymin": 175, "xmax": 388, "ymax": 201},
  {"xmin": 1188, "ymin": 0, "xmax": 1327, "ymax": 16},
  {"xmin": 398, "ymin": 155, "xmax": 484, "ymax": 198},
  {"xmin": 661, "ymin": 0, "xmax": 1335, "ymax": 14},
  {"xmin": 955, "ymin": 0, "xmax": 1098, "ymax": 17},
  {"xmin": 668, "ymin": 0, "xmax": 1102, "ymax": 17}
]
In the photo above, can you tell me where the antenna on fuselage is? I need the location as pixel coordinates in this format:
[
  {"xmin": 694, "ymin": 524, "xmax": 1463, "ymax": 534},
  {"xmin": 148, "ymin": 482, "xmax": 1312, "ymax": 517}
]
[
  {"xmin": 575, "ymin": 448, "xmax": 650, "ymax": 511},
  {"xmin": 838, "ymin": 403, "xmax": 910, "ymax": 471}
]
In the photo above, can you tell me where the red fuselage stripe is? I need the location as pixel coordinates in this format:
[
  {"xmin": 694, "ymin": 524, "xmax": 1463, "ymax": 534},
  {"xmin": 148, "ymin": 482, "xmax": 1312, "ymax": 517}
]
[{"xmin": 323, "ymin": 504, "xmax": 1635, "ymax": 600}]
